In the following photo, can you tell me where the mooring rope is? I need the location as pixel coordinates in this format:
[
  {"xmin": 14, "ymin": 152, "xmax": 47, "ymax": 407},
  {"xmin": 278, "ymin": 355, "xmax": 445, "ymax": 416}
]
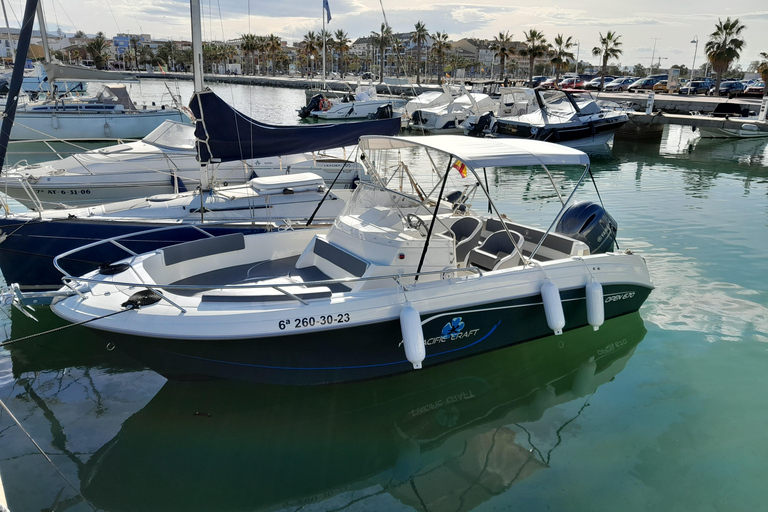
[{"xmin": 0, "ymin": 308, "xmax": 130, "ymax": 347}]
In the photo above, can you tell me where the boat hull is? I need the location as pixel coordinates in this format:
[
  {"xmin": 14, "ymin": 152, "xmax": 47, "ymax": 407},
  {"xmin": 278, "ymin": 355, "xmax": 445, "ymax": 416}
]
[
  {"xmin": 493, "ymin": 118, "xmax": 627, "ymax": 149},
  {"xmin": 80, "ymin": 282, "xmax": 651, "ymax": 385},
  {"xmin": 0, "ymin": 219, "xmax": 274, "ymax": 290},
  {"xmin": 9, "ymin": 109, "xmax": 186, "ymax": 141}
]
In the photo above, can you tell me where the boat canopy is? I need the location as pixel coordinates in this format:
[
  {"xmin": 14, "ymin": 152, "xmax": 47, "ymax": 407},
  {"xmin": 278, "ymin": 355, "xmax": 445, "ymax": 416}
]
[
  {"xmin": 359, "ymin": 135, "xmax": 591, "ymax": 169},
  {"xmin": 41, "ymin": 62, "xmax": 138, "ymax": 83},
  {"xmin": 189, "ymin": 89, "xmax": 401, "ymax": 163}
]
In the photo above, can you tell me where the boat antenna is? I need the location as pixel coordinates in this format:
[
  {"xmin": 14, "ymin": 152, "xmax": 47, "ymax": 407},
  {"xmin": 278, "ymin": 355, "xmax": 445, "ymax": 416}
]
[{"xmin": 0, "ymin": 0, "xmax": 40, "ymax": 174}]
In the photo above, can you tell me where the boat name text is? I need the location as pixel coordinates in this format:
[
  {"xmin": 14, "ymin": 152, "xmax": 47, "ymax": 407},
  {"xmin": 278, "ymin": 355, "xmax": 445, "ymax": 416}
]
[
  {"xmin": 36, "ymin": 189, "xmax": 92, "ymax": 195},
  {"xmin": 604, "ymin": 291, "xmax": 635, "ymax": 303},
  {"xmin": 278, "ymin": 313, "xmax": 350, "ymax": 330}
]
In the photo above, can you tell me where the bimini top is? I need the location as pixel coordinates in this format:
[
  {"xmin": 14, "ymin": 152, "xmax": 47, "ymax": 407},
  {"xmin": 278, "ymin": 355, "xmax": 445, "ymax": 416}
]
[{"xmin": 359, "ymin": 135, "xmax": 591, "ymax": 169}]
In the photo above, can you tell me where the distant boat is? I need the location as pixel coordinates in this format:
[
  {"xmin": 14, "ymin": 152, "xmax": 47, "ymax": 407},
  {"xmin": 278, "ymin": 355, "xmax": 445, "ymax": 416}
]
[
  {"xmin": 695, "ymin": 103, "xmax": 768, "ymax": 139},
  {"xmin": 464, "ymin": 87, "xmax": 628, "ymax": 149}
]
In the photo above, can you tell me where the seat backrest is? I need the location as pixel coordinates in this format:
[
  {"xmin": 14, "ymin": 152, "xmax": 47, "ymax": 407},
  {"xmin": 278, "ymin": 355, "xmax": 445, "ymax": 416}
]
[
  {"xmin": 449, "ymin": 217, "xmax": 483, "ymax": 265},
  {"xmin": 466, "ymin": 230, "xmax": 523, "ymax": 271}
]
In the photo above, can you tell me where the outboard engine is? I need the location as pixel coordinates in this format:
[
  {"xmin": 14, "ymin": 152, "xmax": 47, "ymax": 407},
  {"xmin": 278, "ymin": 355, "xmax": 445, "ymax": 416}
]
[
  {"xmin": 466, "ymin": 111, "xmax": 495, "ymax": 137},
  {"xmin": 374, "ymin": 104, "xmax": 393, "ymax": 119},
  {"xmin": 298, "ymin": 94, "xmax": 324, "ymax": 119},
  {"xmin": 411, "ymin": 110, "xmax": 426, "ymax": 125},
  {"xmin": 555, "ymin": 201, "xmax": 618, "ymax": 254}
]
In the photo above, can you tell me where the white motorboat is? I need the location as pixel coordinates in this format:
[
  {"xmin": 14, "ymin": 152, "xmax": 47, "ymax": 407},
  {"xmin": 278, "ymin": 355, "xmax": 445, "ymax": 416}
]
[
  {"xmin": 464, "ymin": 88, "xmax": 628, "ymax": 149},
  {"xmin": 50, "ymin": 135, "xmax": 653, "ymax": 385},
  {"xmin": 409, "ymin": 89, "xmax": 497, "ymax": 134},
  {"xmin": 0, "ymin": 120, "xmax": 367, "ymax": 209},
  {"xmin": 300, "ymin": 85, "xmax": 407, "ymax": 120},
  {"xmin": 694, "ymin": 103, "xmax": 768, "ymax": 138}
]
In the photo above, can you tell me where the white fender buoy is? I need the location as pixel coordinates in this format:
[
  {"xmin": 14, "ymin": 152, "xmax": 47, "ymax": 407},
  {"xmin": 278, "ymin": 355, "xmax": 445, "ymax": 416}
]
[
  {"xmin": 104, "ymin": 121, "xmax": 111, "ymax": 138},
  {"xmin": 541, "ymin": 280, "xmax": 565, "ymax": 335},
  {"xmin": 400, "ymin": 303, "xmax": 425, "ymax": 369},
  {"xmin": 585, "ymin": 280, "xmax": 604, "ymax": 331},
  {"xmin": 51, "ymin": 114, "xmax": 58, "ymax": 129}
]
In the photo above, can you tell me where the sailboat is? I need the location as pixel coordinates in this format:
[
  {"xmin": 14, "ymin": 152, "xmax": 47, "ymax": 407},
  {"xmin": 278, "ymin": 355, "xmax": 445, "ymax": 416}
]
[
  {"xmin": 5, "ymin": 2, "xmax": 186, "ymax": 141},
  {"xmin": 0, "ymin": 0, "xmax": 400, "ymax": 292}
]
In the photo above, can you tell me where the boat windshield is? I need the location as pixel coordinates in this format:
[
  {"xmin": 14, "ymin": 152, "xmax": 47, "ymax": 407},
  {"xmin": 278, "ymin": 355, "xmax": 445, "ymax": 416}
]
[
  {"xmin": 142, "ymin": 121, "xmax": 196, "ymax": 149},
  {"xmin": 335, "ymin": 182, "xmax": 426, "ymax": 234},
  {"xmin": 538, "ymin": 90, "xmax": 576, "ymax": 114}
]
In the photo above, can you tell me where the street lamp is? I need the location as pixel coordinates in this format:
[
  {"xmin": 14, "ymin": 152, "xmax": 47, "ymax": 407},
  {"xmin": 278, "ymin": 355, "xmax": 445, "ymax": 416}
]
[
  {"xmin": 690, "ymin": 36, "xmax": 698, "ymax": 81},
  {"xmin": 575, "ymin": 40, "xmax": 580, "ymax": 75}
]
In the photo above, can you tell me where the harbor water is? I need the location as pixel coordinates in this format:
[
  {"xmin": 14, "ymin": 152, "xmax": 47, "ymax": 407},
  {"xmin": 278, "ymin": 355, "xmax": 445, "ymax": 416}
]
[{"xmin": 1, "ymin": 82, "xmax": 768, "ymax": 511}]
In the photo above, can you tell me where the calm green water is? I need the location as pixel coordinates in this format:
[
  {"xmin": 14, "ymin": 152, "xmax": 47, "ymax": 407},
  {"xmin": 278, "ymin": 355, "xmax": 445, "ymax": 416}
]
[{"xmin": 2, "ymin": 84, "xmax": 768, "ymax": 511}]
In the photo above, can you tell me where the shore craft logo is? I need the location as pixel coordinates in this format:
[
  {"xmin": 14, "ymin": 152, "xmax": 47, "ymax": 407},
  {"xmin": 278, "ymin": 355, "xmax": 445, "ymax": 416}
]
[{"xmin": 442, "ymin": 317, "xmax": 467, "ymax": 340}]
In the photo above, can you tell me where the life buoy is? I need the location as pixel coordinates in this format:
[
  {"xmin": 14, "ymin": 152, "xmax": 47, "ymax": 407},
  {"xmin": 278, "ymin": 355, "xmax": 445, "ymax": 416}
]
[{"xmin": 320, "ymin": 98, "xmax": 332, "ymax": 111}]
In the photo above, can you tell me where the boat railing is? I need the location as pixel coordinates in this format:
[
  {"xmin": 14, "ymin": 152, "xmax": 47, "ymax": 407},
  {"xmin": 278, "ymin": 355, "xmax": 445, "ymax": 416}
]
[{"xmin": 59, "ymin": 265, "xmax": 485, "ymax": 312}]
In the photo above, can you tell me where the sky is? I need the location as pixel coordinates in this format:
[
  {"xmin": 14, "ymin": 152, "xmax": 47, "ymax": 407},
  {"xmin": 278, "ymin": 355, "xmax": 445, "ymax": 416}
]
[{"xmin": 16, "ymin": 0, "xmax": 768, "ymax": 72}]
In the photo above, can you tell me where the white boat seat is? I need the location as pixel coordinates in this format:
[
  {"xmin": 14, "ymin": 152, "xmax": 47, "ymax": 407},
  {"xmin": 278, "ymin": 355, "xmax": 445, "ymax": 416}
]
[
  {"xmin": 467, "ymin": 230, "xmax": 524, "ymax": 271},
  {"xmin": 441, "ymin": 217, "xmax": 483, "ymax": 266}
]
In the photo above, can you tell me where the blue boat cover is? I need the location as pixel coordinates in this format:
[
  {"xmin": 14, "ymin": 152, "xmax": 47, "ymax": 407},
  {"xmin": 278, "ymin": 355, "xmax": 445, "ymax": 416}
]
[{"xmin": 189, "ymin": 89, "xmax": 401, "ymax": 163}]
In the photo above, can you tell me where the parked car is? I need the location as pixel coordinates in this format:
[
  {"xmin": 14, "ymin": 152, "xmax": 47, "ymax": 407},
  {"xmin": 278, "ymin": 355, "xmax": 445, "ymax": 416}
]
[
  {"xmin": 708, "ymin": 81, "xmax": 745, "ymax": 97},
  {"xmin": 604, "ymin": 77, "xmax": 636, "ymax": 92},
  {"xmin": 584, "ymin": 76, "xmax": 615, "ymax": 91},
  {"xmin": 652, "ymin": 80, "xmax": 669, "ymax": 93},
  {"xmin": 540, "ymin": 77, "xmax": 559, "ymax": 89},
  {"xmin": 361, "ymin": 72, "xmax": 374, "ymax": 80},
  {"xmin": 529, "ymin": 76, "xmax": 549, "ymax": 88},
  {"xmin": 678, "ymin": 80, "xmax": 710, "ymax": 95},
  {"xmin": 743, "ymin": 81, "xmax": 765, "ymax": 96},
  {"xmin": 558, "ymin": 77, "xmax": 585, "ymax": 89},
  {"xmin": 627, "ymin": 78, "xmax": 659, "ymax": 92}
]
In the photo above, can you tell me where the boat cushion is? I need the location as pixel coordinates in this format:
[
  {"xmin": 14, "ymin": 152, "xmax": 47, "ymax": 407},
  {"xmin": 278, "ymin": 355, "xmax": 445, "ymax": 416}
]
[{"xmin": 162, "ymin": 233, "xmax": 245, "ymax": 266}]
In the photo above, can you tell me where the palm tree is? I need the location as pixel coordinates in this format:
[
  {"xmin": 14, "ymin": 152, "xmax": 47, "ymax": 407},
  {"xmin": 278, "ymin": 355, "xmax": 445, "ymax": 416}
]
[
  {"xmin": 85, "ymin": 32, "xmax": 109, "ymax": 69},
  {"xmin": 302, "ymin": 31, "xmax": 319, "ymax": 77},
  {"xmin": 489, "ymin": 31, "xmax": 513, "ymax": 80},
  {"xmin": 129, "ymin": 36, "xmax": 142, "ymax": 70},
  {"xmin": 518, "ymin": 29, "xmax": 550, "ymax": 85},
  {"xmin": 73, "ymin": 30, "xmax": 86, "ymax": 39},
  {"xmin": 241, "ymin": 33, "xmax": 257, "ymax": 75},
  {"xmin": 430, "ymin": 31, "xmax": 450, "ymax": 84},
  {"xmin": 334, "ymin": 29, "xmax": 350, "ymax": 76},
  {"xmin": 266, "ymin": 34, "xmax": 281, "ymax": 75},
  {"xmin": 411, "ymin": 21, "xmax": 429, "ymax": 85},
  {"xmin": 705, "ymin": 17, "xmax": 746, "ymax": 92},
  {"xmin": 370, "ymin": 23, "xmax": 392, "ymax": 82},
  {"xmin": 550, "ymin": 34, "xmax": 575, "ymax": 81},
  {"xmin": 592, "ymin": 31, "xmax": 623, "ymax": 90}
]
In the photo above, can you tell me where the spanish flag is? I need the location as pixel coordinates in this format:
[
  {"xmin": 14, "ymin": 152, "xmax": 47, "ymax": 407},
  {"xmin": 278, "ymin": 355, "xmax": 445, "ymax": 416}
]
[{"xmin": 452, "ymin": 159, "xmax": 467, "ymax": 178}]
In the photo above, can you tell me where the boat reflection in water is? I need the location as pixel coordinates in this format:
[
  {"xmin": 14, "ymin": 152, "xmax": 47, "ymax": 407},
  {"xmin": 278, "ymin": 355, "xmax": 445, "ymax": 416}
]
[{"xmin": 81, "ymin": 314, "xmax": 646, "ymax": 512}]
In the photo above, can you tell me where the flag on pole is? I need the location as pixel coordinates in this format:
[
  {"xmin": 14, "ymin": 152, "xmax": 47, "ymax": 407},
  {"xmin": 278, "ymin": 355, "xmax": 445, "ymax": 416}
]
[
  {"xmin": 452, "ymin": 159, "xmax": 467, "ymax": 178},
  {"xmin": 323, "ymin": 0, "xmax": 332, "ymax": 23}
]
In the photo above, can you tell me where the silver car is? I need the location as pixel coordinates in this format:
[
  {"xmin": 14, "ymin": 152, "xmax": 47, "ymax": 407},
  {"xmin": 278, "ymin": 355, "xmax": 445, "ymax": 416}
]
[{"xmin": 603, "ymin": 77, "xmax": 636, "ymax": 92}]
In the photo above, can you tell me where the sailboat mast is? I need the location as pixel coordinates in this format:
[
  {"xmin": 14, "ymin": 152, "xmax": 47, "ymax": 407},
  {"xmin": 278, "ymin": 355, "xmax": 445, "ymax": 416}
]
[
  {"xmin": 190, "ymin": 0, "xmax": 204, "ymax": 93},
  {"xmin": 322, "ymin": 1, "xmax": 326, "ymax": 88},
  {"xmin": 34, "ymin": 1, "xmax": 50, "ymax": 63},
  {"xmin": 0, "ymin": 0, "xmax": 39, "ymax": 173}
]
